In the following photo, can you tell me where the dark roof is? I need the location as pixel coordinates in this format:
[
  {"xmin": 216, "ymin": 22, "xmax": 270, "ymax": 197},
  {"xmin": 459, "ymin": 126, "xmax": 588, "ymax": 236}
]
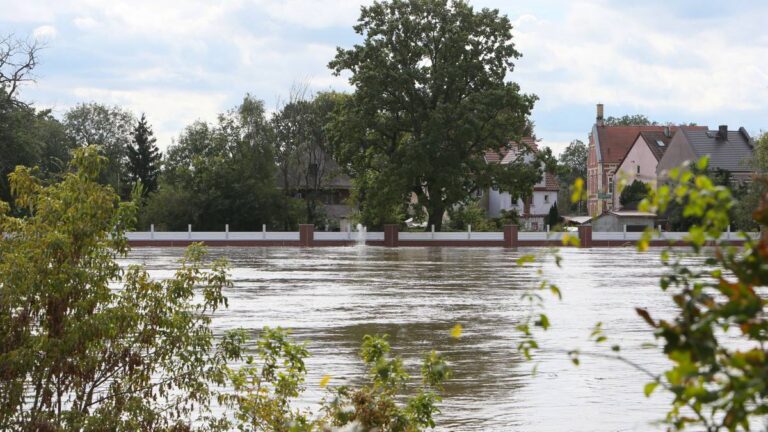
[
  {"xmin": 681, "ymin": 128, "xmax": 754, "ymax": 172},
  {"xmin": 594, "ymin": 125, "xmax": 707, "ymax": 164},
  {"xmin": 637, "ymin": 131, "xmax": 673, "ymax": 161}
]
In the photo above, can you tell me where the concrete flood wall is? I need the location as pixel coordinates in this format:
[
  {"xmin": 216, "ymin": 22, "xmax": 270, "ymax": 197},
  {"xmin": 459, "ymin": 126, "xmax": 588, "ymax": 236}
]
[{"xmin": 125, "ymin": 224, "xmax": 761, "ymax": 248}]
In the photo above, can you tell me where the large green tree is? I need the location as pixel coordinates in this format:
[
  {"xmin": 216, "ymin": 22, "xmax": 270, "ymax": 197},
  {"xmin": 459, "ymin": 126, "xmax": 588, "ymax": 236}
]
[
  {"xmin": 125, "ymin": 113, "xmax": 162, "ymax": 198},
  {"xmin": 63, "ymin": 103, "xmax": 136, "ymax": 196},
  {"xmin": 328, "ymin": 0, "xmax": 538, "ymax": 230}
]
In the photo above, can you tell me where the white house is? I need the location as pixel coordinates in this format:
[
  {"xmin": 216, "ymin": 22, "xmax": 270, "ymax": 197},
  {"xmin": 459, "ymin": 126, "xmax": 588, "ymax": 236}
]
[{"xmin": 484, "ymin": 138, "xmax": 560, "ymax": 231}]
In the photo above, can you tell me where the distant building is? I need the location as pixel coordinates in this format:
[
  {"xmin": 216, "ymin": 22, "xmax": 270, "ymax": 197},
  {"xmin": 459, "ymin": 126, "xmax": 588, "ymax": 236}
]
[
  {"xmin": 278, "ymin": 149, "xmax": 354, "ymax": 231},
  {"xmin": 587, "ymin": 103, "xmax": 698, "ymax": 216},
  {"xmin": 484, "ymin": 138, "xmax": 560, "ymax": 231},
  {"xmin": 613, "ymin": 126, "xmax": 707, "ymax": 209},
  {"xmin": 591, "ymin": 210, "xmax": 657, "ymax": 232},
  {"xmin": 657, "ymin": 126, "xmax": 755, "ymax": 182}
]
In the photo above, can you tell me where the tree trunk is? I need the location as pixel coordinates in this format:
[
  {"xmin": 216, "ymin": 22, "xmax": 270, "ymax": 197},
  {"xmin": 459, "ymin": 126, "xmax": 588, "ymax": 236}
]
[{"xmin": 426, "ymin": 202, "xmax": 445, "ymax": 231}]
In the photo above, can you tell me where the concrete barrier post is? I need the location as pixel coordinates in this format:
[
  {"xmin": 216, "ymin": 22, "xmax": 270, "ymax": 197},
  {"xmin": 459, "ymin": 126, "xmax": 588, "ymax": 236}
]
[
  {"xmin": 262, "ymin": 224, "xmax": 267, "ymax": 240},
  {"xmin": 579, "ymin": 225, "xmax": 592, "ymax": 248},
  {"xmin": 225, "ymin": 224, "xmax": 229, "ymax": 240},
  {"xmin": 431, "ymin": 224, "xmax": 435, "ymax": 239},
  {"xmin": 384, "ymin": 224, "xmax": 399, "ymax": 247},
  {"xmin": 150, "ymin": 224, "xmax": 155, "ymax": 240},
  {"xmin": 468, "ymin": 224, "xmax": 472, "ymax": 240},
  {"xmin": 188, "ymin": 224, "xmax": 192, "ymax": 240},
  {"xmin": 503, "ymin": 224, "xmax": 519, "ymax": 248},
  {"xmin": 299, "ymin": 224, "xmax": 314, "ymax": 247}
]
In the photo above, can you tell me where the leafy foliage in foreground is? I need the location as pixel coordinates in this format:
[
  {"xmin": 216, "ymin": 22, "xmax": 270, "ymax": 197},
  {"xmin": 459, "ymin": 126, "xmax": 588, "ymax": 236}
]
[
  {"xmin": 0, "ymin": 146, "xmax": 451, "ymax": 431},
  {"xmin": 520, "ymin": 157, "xmax": 768, "ymax": 431},
  {"xmin": 0, "ymin": 146, "xmax": 235, "ymax": 430}
]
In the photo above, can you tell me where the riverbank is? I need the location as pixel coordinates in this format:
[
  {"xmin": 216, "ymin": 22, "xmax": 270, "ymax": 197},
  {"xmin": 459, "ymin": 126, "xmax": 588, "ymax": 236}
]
[{"xmin": 127, "ymin": 224, "xmax": 758, "ymax": 248}]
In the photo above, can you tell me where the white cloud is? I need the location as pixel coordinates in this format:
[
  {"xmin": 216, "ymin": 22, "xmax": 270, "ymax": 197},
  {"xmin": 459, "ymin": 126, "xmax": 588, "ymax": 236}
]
[
  {"xmin": 510, "ymin": 2, "xmax": 768, "ymax": 114},
  {"xmin": 73, "ymin": 16, "xmax": 99, "ymax": 30},
  {"xmin": 252, "ymin": 0, "xmax": 371, "ymax": 29},
  {"xmin": 32, "ymin": 25, "xmax": 57, "ymax": 40},
  {"xmin": 4, "ymin": 0, "xmax": 768, "ymax": 153},
  {"xmin": 70, "ymin": 87, "xmax": 229, "ymax": 150}
]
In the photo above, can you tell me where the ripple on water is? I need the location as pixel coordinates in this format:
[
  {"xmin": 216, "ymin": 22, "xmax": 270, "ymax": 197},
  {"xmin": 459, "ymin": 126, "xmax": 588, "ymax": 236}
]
[{"xmin": 121, "ymin": 246, "xmax": 704, "ymax": 431}]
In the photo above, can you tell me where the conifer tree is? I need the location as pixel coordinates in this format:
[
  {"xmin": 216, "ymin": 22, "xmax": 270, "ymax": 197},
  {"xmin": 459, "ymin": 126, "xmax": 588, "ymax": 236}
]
[
  {"xmin": 126, "ymin": 113, "xmax": 161, "ymax": 197},
  {"xmin": 546, "ymin": 202, "xmax": 560, "ymax": 227}
]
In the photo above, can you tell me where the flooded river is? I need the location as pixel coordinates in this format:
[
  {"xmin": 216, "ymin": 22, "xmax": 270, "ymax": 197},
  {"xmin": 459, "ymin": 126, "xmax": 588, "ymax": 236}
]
[{"xmin": 122, "ymin": 246, "xmax": 694, "ymax": 431}]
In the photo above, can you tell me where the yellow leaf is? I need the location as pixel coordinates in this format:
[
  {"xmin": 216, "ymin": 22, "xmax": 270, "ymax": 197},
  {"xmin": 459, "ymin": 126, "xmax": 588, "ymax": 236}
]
[
  {"xmin": 319, "ymin": 374, "xmax": 331, "ymax": 388},
  {"xmin": 450, "ymin": 323, "xmax": 463, "ymax": 339}
]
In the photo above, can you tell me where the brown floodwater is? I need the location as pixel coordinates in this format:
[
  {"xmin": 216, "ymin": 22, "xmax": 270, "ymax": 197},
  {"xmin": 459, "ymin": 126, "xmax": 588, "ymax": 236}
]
[{"xmin": 120, "ymin": 246, "xmax": 712, "ymax": 431}]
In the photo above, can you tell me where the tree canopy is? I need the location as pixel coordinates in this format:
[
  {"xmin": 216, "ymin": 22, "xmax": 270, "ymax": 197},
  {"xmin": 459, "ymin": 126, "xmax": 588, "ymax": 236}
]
[
  {"xmin": 328, "ymin": 0, "xmax": 538, "ymax": 230},
  {"xmin": 604, "ymin": 114, "xmax": 657, "ymax": 126},
  {"xmin": 64, "ymin": 103, "xmax": 136, "ymax": 195},
  {"xmin": 272, "ymin": 91, "xmax": 345, "ymax": 227},
  {"xmin": 556, "ymin": 139, "xmax": 588, "ymax": 214},
  {"xmin": 619, "ymin": 179, "xmax": 649, "ymax": 209},
  {"xmin": 143, "ymin": 95, "xmax": 298, "ymax": 231}
]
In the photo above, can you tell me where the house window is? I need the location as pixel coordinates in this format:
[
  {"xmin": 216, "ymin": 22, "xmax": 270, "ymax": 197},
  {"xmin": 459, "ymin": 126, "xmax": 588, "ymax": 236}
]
[
  {"xmin": 544, "ymin": 194, "xmax": 549, "ymax": 203},
  {"xmin": 637, "ymin": 165, "xmax": 641, "ymax": 174},
  {"xmin": 608, "ymin": 177, "xmax": 613, "ymax": 195}
]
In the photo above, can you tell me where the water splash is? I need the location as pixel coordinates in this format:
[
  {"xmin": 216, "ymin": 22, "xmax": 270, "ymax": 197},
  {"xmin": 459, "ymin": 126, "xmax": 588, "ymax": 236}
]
[{"xmin": 355, "ymin": 224, "xmax": 366, "ymax": 247}]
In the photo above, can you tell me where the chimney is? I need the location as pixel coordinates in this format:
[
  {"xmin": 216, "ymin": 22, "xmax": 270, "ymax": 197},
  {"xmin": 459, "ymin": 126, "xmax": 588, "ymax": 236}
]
[
  {"xmin": 596, "ymin": 103, "xmax": 604, "ymax": 127},
  {"xmin": 718, "ymin": 125, "xmax": 728, "ymax": 141},
  {"xmin": 664, "ymin": 126, "xmax": 671, "ymax": 138}
]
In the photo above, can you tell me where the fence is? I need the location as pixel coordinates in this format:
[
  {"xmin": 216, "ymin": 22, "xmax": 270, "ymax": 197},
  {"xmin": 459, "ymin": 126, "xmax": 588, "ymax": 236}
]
[{"xmin": 125, "ymin": 224, "xmax": 760, "ymax": 248}]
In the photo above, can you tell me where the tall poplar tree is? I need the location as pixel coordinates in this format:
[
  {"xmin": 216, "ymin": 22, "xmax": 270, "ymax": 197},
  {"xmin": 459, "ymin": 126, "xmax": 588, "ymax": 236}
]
[{"xmin": 126, "ymin": 113, "xmax": 161, "ymax": 197}]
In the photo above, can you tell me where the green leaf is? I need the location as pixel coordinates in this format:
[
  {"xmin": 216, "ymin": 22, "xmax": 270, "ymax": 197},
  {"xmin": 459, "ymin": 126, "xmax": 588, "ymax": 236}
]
[
  {"xmin": 644, "ymin": 381, "xmax": 659, "ymax": 397},
  {"xmin": 516, "ymin": 254, "xmax": 536, "ymax": 266}
]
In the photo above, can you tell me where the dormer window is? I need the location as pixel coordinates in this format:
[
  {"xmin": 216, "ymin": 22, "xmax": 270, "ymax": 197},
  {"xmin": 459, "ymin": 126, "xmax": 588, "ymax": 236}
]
[{"xmin": 656, "ymin": 140, "xmax": 665, "ymax": 147}]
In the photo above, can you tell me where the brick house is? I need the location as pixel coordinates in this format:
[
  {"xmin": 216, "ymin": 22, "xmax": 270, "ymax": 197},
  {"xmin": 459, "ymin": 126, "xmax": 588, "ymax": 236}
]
[{"xmin": 587, "ymin": 104, "xmax": 695, "ymax": 216}]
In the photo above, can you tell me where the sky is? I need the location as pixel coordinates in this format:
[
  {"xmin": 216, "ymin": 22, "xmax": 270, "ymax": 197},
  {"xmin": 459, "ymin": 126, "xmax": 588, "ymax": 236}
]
[{"xmin": 2, "ymin": 0, "xmax": 767, "ymax": 155}]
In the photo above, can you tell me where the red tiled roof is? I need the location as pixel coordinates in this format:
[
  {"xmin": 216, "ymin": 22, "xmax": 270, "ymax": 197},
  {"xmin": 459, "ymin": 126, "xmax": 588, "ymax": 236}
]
[
  {"xmin": 596, "ymin": 125, "xmax": 706, "ymax": 164},
  {"xmin": 534, "ymin": 172, "xmax": 560, "ymax": 191},
  {"xmin": 484, "ymin": 137, "xmax": 538, "ymax": 164}
]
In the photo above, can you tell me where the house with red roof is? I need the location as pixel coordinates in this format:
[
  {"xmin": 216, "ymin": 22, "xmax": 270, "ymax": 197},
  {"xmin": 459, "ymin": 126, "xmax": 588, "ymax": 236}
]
[
  {"xmin": 587, "ymin": 104, "xmax": 699, "ymax": 216},
  {"xmin": 613, "ymin": 126, "xmax": 707, "ymax": 209},
  {"xmin": 484, "ymin": 138, "xmax": 560, "ymax": 231}
]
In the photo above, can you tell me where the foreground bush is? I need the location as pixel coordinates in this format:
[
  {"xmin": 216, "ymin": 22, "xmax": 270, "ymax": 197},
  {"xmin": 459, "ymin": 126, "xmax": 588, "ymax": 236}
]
[
  {"xmin": 521, "ymin": 158, "xmax": 768, "ymax": 431},
  {"xmin": 0, "ymin": 146, "xmax": 450, "ymax": 431}
]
